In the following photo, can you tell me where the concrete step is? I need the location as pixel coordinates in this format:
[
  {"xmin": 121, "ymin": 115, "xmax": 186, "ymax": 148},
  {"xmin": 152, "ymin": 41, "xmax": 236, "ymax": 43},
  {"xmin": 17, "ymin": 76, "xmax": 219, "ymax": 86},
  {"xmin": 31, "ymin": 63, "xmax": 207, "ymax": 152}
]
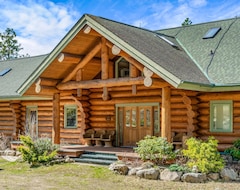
[{"xmin": 74, "ymin": 151, "xmax": 118, "ymax": 165}]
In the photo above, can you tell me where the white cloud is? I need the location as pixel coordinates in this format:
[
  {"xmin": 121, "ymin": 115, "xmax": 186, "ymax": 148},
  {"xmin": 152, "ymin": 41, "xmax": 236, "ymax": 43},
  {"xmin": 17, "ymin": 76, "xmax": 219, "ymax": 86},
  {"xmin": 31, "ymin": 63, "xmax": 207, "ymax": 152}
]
[{"xmin": 0, "ymin": 0, "xmax": 79, "ymax": 56}]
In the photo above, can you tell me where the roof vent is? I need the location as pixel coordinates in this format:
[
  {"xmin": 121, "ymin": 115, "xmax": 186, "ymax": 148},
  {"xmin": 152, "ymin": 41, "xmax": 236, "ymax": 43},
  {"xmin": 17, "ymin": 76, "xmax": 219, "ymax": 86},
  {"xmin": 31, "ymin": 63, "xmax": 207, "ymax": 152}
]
[
  {"xmin": 203, "ymin": 27, "xmax": 221, "ymax": 39},
  {"xmin": 0, "ymin": 68, "xmax": 12, "ymax": 76}
]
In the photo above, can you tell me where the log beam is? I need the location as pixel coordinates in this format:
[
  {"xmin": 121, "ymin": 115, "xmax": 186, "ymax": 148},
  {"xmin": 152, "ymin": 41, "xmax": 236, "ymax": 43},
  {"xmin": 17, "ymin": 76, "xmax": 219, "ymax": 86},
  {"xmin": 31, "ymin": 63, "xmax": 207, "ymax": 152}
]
[
  {"xmin": 161, "ymin": 86, "xmax": 171, "ymax": 142},
  {"xmin": 57, "ymin": 77, "xmax": 169, "ymax": 90},
  {"xmin": 52, "ymin": 93, "xmax": 60, "ymax": 144},
  {"xmin": 62, "ymin": 41, "xmax": 101, "ymax": 83}
]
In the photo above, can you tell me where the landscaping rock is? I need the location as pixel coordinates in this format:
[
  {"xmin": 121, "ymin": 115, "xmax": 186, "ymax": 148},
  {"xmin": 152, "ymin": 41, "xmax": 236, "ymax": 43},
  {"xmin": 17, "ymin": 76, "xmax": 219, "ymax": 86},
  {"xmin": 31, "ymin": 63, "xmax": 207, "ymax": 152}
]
[
  {"xmin": 220, "ymin": 168, "xmax": 238, "ymax": 181},
  {"xmin": 136, "ymin": 168, "xmax": 159, "ymax": 180},
  {"xmin": 207, "ymin": 173, "xmax": 220, "ymax": 181},
  {"xmin": 181, "ymin": 173, "xmax": 207, "ymax": 183},
  {"xmin": 109, "ymin": 163, "xmax": 129, "ymax": 175},
  {"xmin": 160, "ymin": 168, "xmax": 182, "ymax": 181}
]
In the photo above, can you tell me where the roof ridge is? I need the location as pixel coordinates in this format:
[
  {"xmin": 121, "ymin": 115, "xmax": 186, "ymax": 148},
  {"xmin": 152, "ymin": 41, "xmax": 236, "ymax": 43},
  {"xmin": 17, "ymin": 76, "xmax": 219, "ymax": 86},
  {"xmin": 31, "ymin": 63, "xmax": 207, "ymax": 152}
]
[
  {"xmin": 157, "ymin": 17, "xmax": 240, "ymax": 31},
  {"xmin": 0, "ymin": 54, "xmax": 49, "ymax": 63}
]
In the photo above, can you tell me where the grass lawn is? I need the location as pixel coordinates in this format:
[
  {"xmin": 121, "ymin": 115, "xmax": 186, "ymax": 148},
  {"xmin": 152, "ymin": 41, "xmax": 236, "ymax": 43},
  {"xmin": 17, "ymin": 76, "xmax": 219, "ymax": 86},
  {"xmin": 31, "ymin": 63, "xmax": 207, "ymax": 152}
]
[{"xmin": 0, "ymin": 158, "xmax": 239, "ymax": 190}]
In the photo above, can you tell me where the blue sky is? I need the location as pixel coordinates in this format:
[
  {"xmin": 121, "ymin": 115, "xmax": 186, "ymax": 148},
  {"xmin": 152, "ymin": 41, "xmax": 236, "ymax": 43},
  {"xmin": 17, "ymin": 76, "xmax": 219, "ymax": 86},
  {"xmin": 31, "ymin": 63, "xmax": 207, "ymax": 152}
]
[{"xmin": 0, "ymin": 0, "xmax": 239, "ymax": 56}]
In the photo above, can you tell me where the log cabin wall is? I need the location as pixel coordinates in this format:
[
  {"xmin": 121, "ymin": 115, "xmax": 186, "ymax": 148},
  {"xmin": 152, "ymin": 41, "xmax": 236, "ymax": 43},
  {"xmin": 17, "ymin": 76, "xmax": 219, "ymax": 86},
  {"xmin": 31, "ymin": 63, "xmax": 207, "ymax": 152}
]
[
  {"xmin": 197, "ymin": 91, "xmax": 240, "ymax": 151},
  {"xmin": 88, "ymin": 85, "xmax": 197, "ymax": 142},
  {"xmin": 0, "ymin": 101, "xmax": 19, "ymax": 139},
  {"xmin": 20, "ymin": 96, "xmax": 89, "ymax": 144},
  {"xmin": 170, "ymin": 89, "xmax": 199, "ymax": 137}
]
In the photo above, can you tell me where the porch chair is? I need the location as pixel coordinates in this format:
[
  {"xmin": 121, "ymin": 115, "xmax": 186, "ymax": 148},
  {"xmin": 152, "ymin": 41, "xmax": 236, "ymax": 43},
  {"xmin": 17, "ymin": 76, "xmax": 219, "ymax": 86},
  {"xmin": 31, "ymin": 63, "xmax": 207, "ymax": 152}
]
[
  {"xmin": 83, "ymin": 129, "xmax": 95, "ymax": 146},
  {"xmin": 101, "ymin": 130, "xmax": 115, "ymax": 147},
  {"xmin": 92, "ymin": 130, "xmax": 106, "ymax": 147},
  {"xmin": 172, "ymin": 132, "xmax": 187, "ymax": 149}
]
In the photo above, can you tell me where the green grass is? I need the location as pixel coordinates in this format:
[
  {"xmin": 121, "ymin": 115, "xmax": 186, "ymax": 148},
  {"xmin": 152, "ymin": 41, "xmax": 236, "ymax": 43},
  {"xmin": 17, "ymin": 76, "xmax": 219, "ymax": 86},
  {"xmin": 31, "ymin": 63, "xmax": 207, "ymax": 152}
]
[{"xmin": 0, "ymin": 158, "xmax": 239, "ymax": 190}]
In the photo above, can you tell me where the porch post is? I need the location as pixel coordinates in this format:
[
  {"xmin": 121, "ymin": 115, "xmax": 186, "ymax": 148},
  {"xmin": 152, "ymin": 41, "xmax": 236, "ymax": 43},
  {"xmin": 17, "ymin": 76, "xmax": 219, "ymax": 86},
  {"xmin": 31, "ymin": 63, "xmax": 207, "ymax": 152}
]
[
  {"xmin": 161, "ymin": 86, "xmax": 171, "ymax": 142},
  {"xmin": 52, "ymin": 93, "xmax": 60, "ymax": 144}
]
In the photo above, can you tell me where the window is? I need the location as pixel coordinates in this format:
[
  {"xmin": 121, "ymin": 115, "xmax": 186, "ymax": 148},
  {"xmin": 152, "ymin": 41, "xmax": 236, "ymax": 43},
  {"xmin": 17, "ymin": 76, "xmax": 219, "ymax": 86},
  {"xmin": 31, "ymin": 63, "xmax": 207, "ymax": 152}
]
[
  {"xmin": 210, "ymin": 100, "xmax": 232, "ymax": 132},
  {"xmin": 115, "ymin": 57, "xmax": 129, "ymax": 78},
  {"xmin": 64, "ymin": 105, "xmax": 77, "ymax": 128},
  {"xmin": 203, "ymin": 27, "xmax": 221, "ymax": 39}
]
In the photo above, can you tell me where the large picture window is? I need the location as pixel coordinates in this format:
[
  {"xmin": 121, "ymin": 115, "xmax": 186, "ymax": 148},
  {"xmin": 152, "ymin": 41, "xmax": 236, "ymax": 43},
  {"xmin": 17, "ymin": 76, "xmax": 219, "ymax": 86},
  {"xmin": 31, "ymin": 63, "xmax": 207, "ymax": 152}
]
[
  {"xmin": 210, "ymin": 100, "xmax": 233, "ymax": 132},
  {"xmin": 64, "ymin": 105, "xmax": 77, "ymax": 128}
]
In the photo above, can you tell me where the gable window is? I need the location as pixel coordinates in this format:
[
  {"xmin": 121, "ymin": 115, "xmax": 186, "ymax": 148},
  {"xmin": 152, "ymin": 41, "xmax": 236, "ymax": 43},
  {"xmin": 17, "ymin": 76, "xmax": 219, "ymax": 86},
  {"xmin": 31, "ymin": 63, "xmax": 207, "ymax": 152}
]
[
  {"xmin": 115, "ymin": 57, "xmax": 129, "ymax": 78},
  {"xmin": 64, "ymin": 105, "xmax": 77, "ymax": 128},
  {"xmin": 210, "ymin": 100, "xmax": 232, "ymax": 132}
]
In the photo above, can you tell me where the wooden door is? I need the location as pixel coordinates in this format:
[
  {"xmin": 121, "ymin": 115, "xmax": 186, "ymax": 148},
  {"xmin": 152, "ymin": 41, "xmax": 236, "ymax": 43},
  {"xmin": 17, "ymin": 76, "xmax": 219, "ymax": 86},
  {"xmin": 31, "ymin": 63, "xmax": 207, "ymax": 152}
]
[
  {"xmin": 123, "ymin": 107, "xmax": 138, "ymax": 146},
  {"xmin": 122, "ymin": 106, "xmax": 154, "ymax": 146},
  {"xmin": 138, "ymin": 106, "xmax": 153, "ymax": 140},
  {"xmin": 26, "ymin": 106, "xmax": 38, "ymax": 139}
]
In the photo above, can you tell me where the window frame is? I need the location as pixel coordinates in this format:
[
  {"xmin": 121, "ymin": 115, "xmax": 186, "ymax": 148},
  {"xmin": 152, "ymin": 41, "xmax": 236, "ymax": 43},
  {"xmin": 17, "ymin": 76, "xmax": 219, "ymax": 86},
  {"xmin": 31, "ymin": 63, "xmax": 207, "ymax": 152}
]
[
  {"xmin": 210, "ymin": 100, "xmax": 233, "ymax": 133},
  {"xmin": 64, "ymin": 105, "xmax": 78, "ymax": 129}
]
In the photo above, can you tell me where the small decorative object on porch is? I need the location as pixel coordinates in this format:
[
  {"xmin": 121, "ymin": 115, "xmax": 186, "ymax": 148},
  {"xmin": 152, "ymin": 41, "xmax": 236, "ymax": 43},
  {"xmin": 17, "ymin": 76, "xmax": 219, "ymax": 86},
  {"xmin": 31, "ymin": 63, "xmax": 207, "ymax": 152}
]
[
  {"xmin": 101, "ymin": 130, "xmax": 115, "ymax": 147},
  {"xmin": 83, "ymin": 129, "xmax": 95, "ymax": 146},
  {"xmin": 92, "ymin": 130, "xmax": 105, "ymax": 147}
]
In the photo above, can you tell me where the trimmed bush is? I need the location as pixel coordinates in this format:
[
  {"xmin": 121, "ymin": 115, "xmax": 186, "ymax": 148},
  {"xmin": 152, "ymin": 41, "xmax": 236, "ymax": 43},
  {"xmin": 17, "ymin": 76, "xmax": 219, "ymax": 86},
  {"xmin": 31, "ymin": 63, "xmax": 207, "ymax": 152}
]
[
  {"xmin": 134, "ymin": 136, "xmax": 176, "ymax": 165},
  {"xmin": 182, "ymin": 136, "xmax": 224, "ymax": 173}
]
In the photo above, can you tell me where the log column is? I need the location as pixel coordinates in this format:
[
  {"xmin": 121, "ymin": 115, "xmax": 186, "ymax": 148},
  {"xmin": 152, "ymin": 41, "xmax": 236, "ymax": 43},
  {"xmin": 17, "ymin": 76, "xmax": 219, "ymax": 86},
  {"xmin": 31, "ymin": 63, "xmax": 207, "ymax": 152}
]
[
  {"xmin": 52, "ymin": 93, "xmax": 60, "ymax": 144},
  {"xmin": 161, "ymin": 86, "xmax": 171, "ymax": 142},
  {"xmin": 101, "ymin": 37, "xmax": 110, "ymax": 100}
]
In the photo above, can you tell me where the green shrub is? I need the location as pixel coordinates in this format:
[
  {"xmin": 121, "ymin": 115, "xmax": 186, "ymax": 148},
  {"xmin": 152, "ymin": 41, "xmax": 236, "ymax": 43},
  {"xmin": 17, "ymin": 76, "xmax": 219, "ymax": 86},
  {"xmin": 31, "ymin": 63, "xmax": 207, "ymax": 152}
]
[
  {"xmin": 134, "ymin": 136, "xmax": 176, "ymax": 165},
  {"xmin": 224, "ymin": 138, "xmax": 240, "ymax": 160},
  {"xmin": 18, "ymin": 135, "xmax": 59, "ymax": 167},
  {"xmin": 182, "ymin": 136, "xmax": 224, "ymax": 173},
  {"xmin": 169, "ymin": 163, "xmax": 190, "ymax": 172}
]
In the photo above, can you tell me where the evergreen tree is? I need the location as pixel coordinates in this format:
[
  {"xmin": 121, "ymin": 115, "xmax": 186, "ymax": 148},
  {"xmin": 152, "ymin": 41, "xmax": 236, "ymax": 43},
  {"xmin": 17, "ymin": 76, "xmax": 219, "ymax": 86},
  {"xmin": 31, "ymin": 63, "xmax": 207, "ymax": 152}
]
[
  {"xmin": 182, "ymin": 18, "xmax": 192, "ymax": 26},
  {"xmin": 0, "ymin": 28, "xmax": 27, "ymax": 60}
]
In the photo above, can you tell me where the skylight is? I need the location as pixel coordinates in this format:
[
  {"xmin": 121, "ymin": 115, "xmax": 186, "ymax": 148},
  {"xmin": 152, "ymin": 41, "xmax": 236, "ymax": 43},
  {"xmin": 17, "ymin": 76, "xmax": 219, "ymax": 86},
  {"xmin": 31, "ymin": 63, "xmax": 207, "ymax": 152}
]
[
  {"xmin": 0, "ymin": 68, "xmax": 12, "ymax": 76},
  {"xmin": 203, "ymin": 27, "xmax": 221, "ymax": 39},
  {"xmin": 156, "ymin": 34, "xmax": 178, "ymax": 49}
]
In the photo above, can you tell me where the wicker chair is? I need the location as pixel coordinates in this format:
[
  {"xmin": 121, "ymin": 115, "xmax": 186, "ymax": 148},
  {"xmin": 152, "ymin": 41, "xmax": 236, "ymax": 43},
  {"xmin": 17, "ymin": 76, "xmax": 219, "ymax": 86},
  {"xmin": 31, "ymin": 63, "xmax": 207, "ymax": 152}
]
[{"xmin": 101, "ymin": 130, "xmax": 115, "ymax": 147}]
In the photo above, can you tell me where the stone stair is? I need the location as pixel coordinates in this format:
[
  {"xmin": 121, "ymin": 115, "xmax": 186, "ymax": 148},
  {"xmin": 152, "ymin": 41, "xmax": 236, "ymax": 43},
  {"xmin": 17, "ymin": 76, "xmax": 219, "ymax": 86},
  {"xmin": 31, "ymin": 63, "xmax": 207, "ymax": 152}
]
[{"xmin": 74, "ymin": 151, "xmax": 118, "ymax": 165}]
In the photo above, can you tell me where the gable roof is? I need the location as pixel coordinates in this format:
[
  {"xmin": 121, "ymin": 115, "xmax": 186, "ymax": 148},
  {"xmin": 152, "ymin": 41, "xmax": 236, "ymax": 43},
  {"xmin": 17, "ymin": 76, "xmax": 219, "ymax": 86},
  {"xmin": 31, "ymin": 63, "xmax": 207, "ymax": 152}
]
[
  {"xmin": 158, "ymin": 17, "xmax": 240, "ymax": 87},
  {"xmin": 86, "ymin": 15, "xmax": 210, "ymax": 87},
  {"xmin": 0, "ymin": 54, "xmax": 48, "ymax": 99},
  {"xmin": 1, "ymin": 14, "xmax": 240, "ymax": 99}
]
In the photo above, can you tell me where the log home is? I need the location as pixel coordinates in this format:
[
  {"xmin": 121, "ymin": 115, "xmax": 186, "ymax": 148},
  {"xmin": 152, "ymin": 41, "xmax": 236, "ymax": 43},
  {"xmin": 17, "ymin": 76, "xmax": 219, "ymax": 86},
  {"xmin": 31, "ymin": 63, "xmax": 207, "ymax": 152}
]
[{"xmin": 0, "ymin": 14, "xmax": 240, "ymax": 150}]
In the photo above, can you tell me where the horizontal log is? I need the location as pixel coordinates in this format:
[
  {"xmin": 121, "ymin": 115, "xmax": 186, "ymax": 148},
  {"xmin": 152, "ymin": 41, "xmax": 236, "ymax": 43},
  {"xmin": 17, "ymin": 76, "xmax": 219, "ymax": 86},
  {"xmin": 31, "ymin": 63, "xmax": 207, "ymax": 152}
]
[
  {"xmin": 89, "ymin": 106, "xmax": 114, "ymax": 111},
  {"xmin": 21, "ymin": 101, "xmax": 52, "ymax": 106},
  {"xmin": 0, "ymin": 121, "xmax": 14, "ymax": 126},
  {"xmin": 90, "ymin": 122, "xmax": 115, "ymax": 128},
  {"xmin": 90, "ymin": 85, "xmax": 163, "ymax": 92},
  {"xmin": 57, "ymin": 77, "xmax": 169, "ymax": 90},
  {"xmin": 37, "ymin": 77, "xmax": 60, "ymax": 86},
  {"xmin": 89, "ymin": 89, "xmax": 161, "ymax": 99},
  {"xmin": 198, "ymin": 92, "xmax": 240, "ymax": 101},
  {"xmin": 90, "ymin": 111, "xmax": 115, "ymax": 116},
  {"xmin": 90, "ymin": 96, "xmax": 161, "ymax": 105}
]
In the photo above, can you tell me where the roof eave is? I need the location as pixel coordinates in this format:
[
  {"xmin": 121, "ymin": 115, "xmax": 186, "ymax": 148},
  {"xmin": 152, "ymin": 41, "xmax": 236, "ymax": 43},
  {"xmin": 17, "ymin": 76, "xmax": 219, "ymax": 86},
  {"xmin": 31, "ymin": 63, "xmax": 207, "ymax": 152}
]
[
  {"xmin": 16, "ymin": 15, "xmax": 90, "ymax": 96},
  {"xmin": 178, "ymin": 81, "xmax": 240, "ymax": 92}
]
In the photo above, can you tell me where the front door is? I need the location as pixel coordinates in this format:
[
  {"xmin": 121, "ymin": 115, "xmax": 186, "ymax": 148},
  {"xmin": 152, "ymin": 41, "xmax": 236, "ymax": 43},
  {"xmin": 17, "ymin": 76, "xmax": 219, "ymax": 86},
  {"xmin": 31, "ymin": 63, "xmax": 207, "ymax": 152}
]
[
  {"xmin": 117, "ymin": 103, "xmax": 160, "ymax": 147},
  {"xmin": 26, "ymin": 106, "xmax": 38, "ymax": 139}
]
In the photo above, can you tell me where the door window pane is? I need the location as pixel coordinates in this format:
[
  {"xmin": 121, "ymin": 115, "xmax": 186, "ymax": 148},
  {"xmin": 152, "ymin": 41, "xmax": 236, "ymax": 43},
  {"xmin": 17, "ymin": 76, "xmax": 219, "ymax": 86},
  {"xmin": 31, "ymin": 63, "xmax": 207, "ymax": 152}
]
[
  {"xmin": 139, "ymin": 108, "xmax": 144, "ymax": 127},
  {"xmin": 125, "ymin": 109, "xmax": 130, "ymax": 127},
  {"xmin": 132, "ymin": 109, "xmax": 136, "ymax": 127},
  {"xmin": 146, "ymin": 108, "xmax": 151, "ymax": 127}
]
